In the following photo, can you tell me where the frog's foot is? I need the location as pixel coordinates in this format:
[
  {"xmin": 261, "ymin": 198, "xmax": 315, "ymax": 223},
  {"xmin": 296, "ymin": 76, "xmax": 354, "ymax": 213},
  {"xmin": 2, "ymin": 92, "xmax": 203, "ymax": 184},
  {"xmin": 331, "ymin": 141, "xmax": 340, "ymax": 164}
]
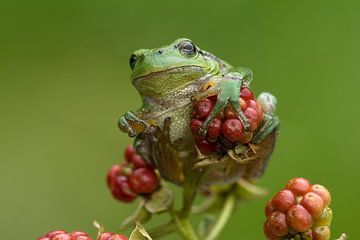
[
  {"xmin": 252, "ymin": 114, "xmax": 280, "ymax": 144},
  {"xmin": 118, "ymin": 111, "xmax": 149, "ymax": 137}
]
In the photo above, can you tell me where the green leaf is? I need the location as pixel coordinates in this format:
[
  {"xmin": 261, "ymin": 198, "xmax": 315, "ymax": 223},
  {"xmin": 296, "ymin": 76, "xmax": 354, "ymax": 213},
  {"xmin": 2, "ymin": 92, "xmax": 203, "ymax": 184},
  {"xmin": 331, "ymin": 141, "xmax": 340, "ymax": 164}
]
[
  {"xmin": 144, "ymin": 187, "xmax": 173, "ymax": 214},
  {"xmin": 129, "ymin": 222, "xmax": 152, "ymax": 240},
  {"xmin": 121, "ymin": 201, "xmax": 152, "ymax": 229}
]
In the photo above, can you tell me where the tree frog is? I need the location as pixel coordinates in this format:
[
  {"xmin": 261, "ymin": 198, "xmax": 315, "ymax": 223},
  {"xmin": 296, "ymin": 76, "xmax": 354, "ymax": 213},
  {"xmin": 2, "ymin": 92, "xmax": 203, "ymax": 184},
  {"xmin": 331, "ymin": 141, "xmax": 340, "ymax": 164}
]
[{"xmin": 118, "ymin": 38, "xmax": 279, "ymax": 185}]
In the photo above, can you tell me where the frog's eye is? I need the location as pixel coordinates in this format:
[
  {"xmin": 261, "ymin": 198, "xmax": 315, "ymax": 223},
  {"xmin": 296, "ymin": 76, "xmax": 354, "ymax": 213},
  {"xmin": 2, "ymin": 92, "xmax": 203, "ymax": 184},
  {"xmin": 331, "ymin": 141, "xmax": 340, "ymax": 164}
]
[
  {"xmin": 129, "ymin": 54, "xmax": 137, "ymax": 70},
  {"xmin": 178, "ymin": 40, "xmax": 197, "ymax": 57}
]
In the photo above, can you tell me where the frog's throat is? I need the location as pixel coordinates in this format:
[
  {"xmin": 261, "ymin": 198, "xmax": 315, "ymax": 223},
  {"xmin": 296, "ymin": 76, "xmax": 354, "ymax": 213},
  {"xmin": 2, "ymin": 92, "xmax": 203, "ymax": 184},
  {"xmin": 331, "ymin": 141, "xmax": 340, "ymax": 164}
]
[{"xmin": 132, "ymin": 65, "xmax": 206, "ymax": 83}]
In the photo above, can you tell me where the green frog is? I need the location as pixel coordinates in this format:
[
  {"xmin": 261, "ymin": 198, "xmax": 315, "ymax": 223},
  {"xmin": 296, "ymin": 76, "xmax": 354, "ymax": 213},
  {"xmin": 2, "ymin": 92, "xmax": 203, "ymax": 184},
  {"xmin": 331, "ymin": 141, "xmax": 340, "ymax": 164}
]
[{"xmin": 118, "ymin": 38, "xmax": 279, "ymax": 185}]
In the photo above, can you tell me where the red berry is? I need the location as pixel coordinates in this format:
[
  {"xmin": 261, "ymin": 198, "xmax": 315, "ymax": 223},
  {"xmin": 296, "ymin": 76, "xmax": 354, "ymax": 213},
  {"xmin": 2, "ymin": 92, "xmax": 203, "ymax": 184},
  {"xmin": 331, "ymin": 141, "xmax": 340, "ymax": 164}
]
[
  {"xmin": 111, "ymin": 175, "xmax": 137, "ymax": 202},
  {"xmin": 286, "ymin": 178, "xmax": 311, "ymax": 196},
  {"xmin": 130, "ymin": 154, "xmax": 149, "ymax": 168},
  {"xmin": 124, "ymin": 145, "xmax": 135, "ymax": 163},
  {"xmin": 46, "ymin": 230, "xmax": 67, "ymax": 238},
  {"xmin": 222, "ymin": 119, "xmax": 244, "ymax": 142},
  {"xmin": 37, "ymin": 238, "xmax": 51, "ymax": 240},
  {"xmin": 207, "ymin": 118, "xmax": 222, "ymax": 139},
  {"xmin": 265, "ymin": 199, "xmax": 275, "ymax": 217},
  {"xmin": 300, "ymin": 192, "xmax": 325, "ymax": 219},
  {"xmin": 74, "ymin": 236, "xmax": 92, "ymax": 240},
  {"xmin": 195, "ymin": 139, "xmax": 216, "ymax": 154},
  {"xmin": 190, "ymin": 119, "xmax": 203, "ymax": 137},
  {"xmin": 311, "ymin": 184, "xmax": 331, "ymax": 207},
  {"xmin": 240, "ymin": 87, "xmax": 254, "ymax": 101},
  {"xmin": 272, "ymin": 189, "xmax": 296, "ymax": 213},
  {"xmin": 246, "ymin": 99, "xmax": 263, "ymax": 120},
  {"xmin": 197, "ymin": 98, "xmax": 213, "ymax": 119},
  {"xmin": 286, "ymin": 205, "xmax": 313, "ymax": 232},
  {"xmin": 108, "ymin": 234, "xmax": 128, "ymax": 240},
  {"xmin": 244, "ymin": 107, "xmax": 260, "ymax": 131},
  {"xmin": 107, "ymin": 164, "xmax": 121, "ymax": 188},
  {"xmin": 70, "ymin": 231, "xmax": 89, "ymax": 240},
  {"xmin": 312, "ymin": 226, "xmax": 331, "ymax": 240},
  {"xmin": 98, "ymin": 232, "xmax": 114, "ymax": 240},
  {"xmin": 263, "ymin": 221, "xmax": 280, "ymax": 240},
  {"xmin": 224, "ymin": 105, "xmax": 237, "ymax": 119},
  {"xmin": 53, "ymin": 234, "xmax": 71, "ymax": 240},
  {"xmin": 267, "ymin": 211, "xmax": 289, "ymax": 237},
  {"xmin": 128, "ymin": 168, "xmax": 159, "ymax": 194}
]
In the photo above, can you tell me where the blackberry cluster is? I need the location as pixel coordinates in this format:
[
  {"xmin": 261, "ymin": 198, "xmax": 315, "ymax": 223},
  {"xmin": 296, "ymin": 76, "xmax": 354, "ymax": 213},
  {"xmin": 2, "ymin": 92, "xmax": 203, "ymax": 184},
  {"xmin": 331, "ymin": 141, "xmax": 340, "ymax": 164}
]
[
  {"xmin": 190, "ymin": 87, "xmax": 263, "ymax": 154},
  {"xmin": 107, "ymin": 145, "xmax": 160, "ymax": 203},
  {"xmin": 37, "ymin": 230, "xmax": 128, "ymax": 240},
  {"xmin": 264, "ymin": 178, "xmax": 332, "ymax": 240}
]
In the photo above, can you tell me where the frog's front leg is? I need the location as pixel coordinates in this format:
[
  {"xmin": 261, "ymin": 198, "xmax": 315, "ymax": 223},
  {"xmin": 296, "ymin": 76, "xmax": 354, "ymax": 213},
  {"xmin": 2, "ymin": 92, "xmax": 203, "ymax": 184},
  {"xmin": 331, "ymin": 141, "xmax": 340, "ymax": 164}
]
[
  {"xmin": 252, "ymin": 92, "xmax": 280, "ymax": 143},
  {"xmin": 197, "ymin": 68, "xmax": 253, "ymax": 136},
  {"xmin": 118, "ymin": 111, "xmax": 149, "ymax": 137}
]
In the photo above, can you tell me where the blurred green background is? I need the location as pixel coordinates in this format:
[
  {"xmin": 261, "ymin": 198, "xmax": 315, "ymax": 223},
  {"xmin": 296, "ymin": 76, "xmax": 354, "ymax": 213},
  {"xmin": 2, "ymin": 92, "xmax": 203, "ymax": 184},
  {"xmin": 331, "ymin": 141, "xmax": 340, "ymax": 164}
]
[{"xmin": 1, "ymin": 0, "xmax": 359, "ymax": 239}]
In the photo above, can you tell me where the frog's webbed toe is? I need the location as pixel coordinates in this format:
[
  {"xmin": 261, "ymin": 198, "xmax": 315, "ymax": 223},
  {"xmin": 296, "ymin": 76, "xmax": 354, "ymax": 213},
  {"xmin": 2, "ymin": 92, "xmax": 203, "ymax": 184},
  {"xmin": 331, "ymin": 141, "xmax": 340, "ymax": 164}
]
[{"xmin": 118, "ymin": 111, "xmax": 149, "ymax": 137}]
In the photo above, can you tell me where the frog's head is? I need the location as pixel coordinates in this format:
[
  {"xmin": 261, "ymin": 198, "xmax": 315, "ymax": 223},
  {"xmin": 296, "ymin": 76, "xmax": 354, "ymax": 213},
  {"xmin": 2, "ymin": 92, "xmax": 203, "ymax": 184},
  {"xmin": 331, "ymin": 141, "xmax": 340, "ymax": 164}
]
[{"xmin": 129, "ymin": 38, "xmax": 220, "ymax": 99}]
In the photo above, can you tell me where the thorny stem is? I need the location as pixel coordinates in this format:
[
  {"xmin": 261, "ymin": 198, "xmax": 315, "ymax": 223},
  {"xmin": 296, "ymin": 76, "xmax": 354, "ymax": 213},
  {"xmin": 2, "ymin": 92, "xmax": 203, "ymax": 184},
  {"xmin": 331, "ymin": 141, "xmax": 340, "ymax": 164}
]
[{"xmin": 205, "ymin": 194, "xmax": 236, "ymax": 240}]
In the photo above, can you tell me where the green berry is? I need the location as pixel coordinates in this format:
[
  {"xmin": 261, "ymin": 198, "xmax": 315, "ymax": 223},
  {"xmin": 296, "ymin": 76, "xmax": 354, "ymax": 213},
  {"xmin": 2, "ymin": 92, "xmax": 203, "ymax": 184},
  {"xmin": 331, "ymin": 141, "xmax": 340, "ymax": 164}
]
[{"xmin": 314, "ymin": 207, "xmax": 333, "ymax": 227}]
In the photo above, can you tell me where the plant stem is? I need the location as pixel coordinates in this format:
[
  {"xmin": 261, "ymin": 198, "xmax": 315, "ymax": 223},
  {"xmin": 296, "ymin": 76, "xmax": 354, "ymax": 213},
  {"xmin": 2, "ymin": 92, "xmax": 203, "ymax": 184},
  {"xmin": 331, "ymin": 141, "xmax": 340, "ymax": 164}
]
[
  {"xmin": 180, "ymin": 167, "xmax": 207, "ymax": 218},
  {"xmin": 147, "ymin": 221, "xmax": 176, "ymax": 239},
  {"xmin": 205, "ymin": 194, "xmax": 236, "ymax": 240},
  {"xmin": 172, "ymin": 211, "xmax": 199, "ymax": 240}
]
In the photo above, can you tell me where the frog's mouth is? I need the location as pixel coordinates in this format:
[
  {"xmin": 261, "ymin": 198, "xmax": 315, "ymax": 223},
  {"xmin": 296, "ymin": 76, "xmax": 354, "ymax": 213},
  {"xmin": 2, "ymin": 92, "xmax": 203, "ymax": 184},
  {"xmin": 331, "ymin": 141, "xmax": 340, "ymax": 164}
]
[{"xmin": 132, "ymin": 65, "xmax": 206, "ymax": 83}]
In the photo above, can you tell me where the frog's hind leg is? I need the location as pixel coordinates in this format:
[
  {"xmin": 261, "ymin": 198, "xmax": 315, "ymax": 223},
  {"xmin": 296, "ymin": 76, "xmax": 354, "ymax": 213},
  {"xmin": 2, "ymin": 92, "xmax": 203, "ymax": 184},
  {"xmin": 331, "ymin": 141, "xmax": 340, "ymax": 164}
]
[{"xmin": 252, "ymin": 114, "xmax": 280, "ymax": 144}]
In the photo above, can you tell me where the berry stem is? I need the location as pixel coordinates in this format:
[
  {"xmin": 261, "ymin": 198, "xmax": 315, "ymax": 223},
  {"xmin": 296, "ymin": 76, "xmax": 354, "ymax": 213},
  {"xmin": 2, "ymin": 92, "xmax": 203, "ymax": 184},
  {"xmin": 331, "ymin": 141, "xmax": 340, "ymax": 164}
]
[
  {"xmin": 205, "ymin": 193, "xmax": 236, "ymax": 240},
  {"xmin": 172, "ymin": 211, "xmax": 199, "ymax": 240},
  {"xmin": 147, "ymin": 221, "xmax": 176, "ymax": 239}
]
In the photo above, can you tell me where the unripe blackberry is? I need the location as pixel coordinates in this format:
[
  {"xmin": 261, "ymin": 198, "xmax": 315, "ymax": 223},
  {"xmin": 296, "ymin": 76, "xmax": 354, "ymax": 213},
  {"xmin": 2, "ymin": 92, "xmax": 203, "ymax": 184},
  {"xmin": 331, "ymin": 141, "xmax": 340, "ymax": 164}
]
[
  {"xmin": 111, "ymin": 175, "xmax": 137, "ymax": 202},
  {"xmin": 124, "ymin": 145, "xmax": 135, "ymax": 163},
  {"xmin": 195, "ymin": 138, "xmax": 216, "ymax": 154},
  {"xmin": 271, "ymin": 189, "xmax": 296, "ymax": 213},
  {"xmin": 196, "ymin": 98, "xmax": 214, "ymax": 119},
  {"xmin": 300, "ymin": 192, "xmax": 325, "ymax": 219},
  {"xmin": 286, "ymin": 178, "xmax": 311, "ymax": 196},
  {"xmin": 128, "ymin": 168, "xmax": 159, "ymax": 194},
  {"xmin": 44, "ymin": 230, "xmax": 66, "ymax": 238},
  {"xmin": 263, "ymin": 221, "xmax": 281, "ymax": 240},
  {"xmin": 246, "ymin": 99, "xmax": 263, "ymax": 119},
  {"xmin": 130, "ymin": 154, "xmax": 150, "ymax": 169},
  {"xmin": 267, "ymin": 211, "xmax": 288, "ymax": 237},
  {"xmin": 53, "ymin": 233, "xmax": 71, "ymax": 240},
  {"xmin": 286, "ymin": 205, "xmax": 313, "ymax": 232},
  {"xmin": 243, "ymin": 107, "xmax": 260, "ymax": 131},
  {"xmin": 311, "ymin": 184, "xmax": 331, "ymax": 207},
  {"xmin": 240, "ymin": 87, "xmax": 254, "ymax": 101},
  {"xmin": 265, "ymin": 199, "xmax": 275, "ymax": 217},
  {"xmin": 98, "ymin": 232, "xmax": 114, "ymax": 240},
  {"xmin": 207, "ymin": 118, "xmax": 222, "ymax": 139},
  {"xmin": 222, "ymin": 119, "xmax": 244, "ymax": 142}
]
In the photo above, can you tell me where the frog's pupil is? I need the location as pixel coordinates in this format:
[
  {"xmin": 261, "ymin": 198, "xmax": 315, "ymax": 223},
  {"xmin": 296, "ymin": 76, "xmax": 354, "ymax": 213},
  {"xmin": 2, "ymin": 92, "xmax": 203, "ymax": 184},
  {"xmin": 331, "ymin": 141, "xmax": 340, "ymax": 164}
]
[{"xmin": 129, "ymin": 54, "xmax": 137, "ymax": 70}]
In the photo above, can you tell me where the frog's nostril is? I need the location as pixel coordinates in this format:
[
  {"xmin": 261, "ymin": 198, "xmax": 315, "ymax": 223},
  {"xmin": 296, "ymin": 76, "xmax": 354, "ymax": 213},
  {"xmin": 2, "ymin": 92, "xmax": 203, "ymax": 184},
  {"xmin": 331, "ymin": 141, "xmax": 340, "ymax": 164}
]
[{"xmin": 157, "ymin": 49, "xmax": 163, "ymax": 54}]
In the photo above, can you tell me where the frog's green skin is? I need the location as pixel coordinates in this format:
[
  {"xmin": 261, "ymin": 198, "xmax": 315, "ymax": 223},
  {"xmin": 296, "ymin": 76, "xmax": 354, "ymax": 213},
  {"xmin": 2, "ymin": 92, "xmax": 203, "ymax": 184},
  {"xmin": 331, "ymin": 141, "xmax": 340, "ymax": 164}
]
[{"xmin": 118, "ymin": 38, "xmax": 279, "ymax": 185}]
